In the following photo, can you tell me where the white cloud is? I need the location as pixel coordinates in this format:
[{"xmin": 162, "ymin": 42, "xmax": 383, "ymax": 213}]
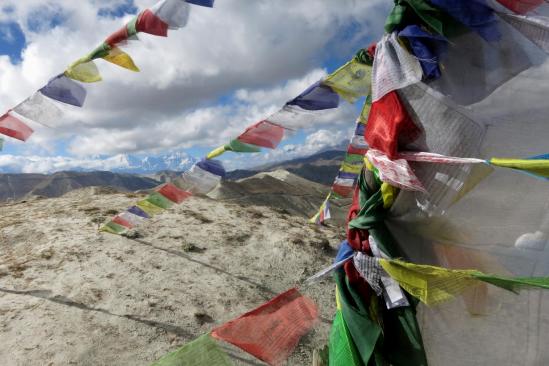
[{"xmin": 0, "ymin": 0, "xmax": 389, "ymax": 171}]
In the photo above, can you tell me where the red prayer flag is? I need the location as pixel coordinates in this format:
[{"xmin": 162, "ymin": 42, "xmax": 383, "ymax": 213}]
[
  {"xmin": 136, "ymin": 9, "xmax": 168, "ymax": 37},
  {"xmin": 496, "ymin": 0, "xmax": 544, "ymax": 14},
  {"xmin": 364, "ymin": 91, "xmax": 419, "ymax": 159},
  {"xmin": 0, "ymin": 112, "xmax": 34, "ymax": 141},
  {"xmin": 347, "ymin": 144, "xmax": 368, "ymax": 156},
  {"xmin": 105, "ymin": 26, "xmax": 129, "ymax": 46},
  {"xmin": 332, "ymin": 183, "xmax": 354, "ymax": 198},
  {"xmin": 212, "ymin": 288, "xmax": 318, "ymax": 366},
  {"xmin": 157, "ymin": 183, "xmax": 192, "ymax": 204},
  {"xmin": 112, "ymin": 215, "xmax": 133, "ymax": 229},
  {"xmin": 237, "ymin": 120, "xmax": 285, "ymax": 149}
]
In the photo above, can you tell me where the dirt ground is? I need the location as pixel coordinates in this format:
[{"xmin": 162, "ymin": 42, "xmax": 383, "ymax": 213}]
[{"xmin": 0, "ymin": 183, "xmax": 345, "ymax": 365}]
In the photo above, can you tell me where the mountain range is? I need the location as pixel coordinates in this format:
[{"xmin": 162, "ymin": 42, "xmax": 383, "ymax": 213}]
[{"xmin": 0, "ymin": 149, "xmax": 346, "ymax": 202}]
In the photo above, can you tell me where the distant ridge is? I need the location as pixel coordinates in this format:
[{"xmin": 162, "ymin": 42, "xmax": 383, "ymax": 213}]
[
  {"xmin": 226, "ymin": 149, "xmax": 345, "ymax": 185},
  {"xmin": 0, "ymin": 171, "xmax": 159, "ymax": 202}
]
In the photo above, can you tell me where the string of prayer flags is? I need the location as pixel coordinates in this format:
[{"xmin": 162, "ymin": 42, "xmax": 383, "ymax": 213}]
[
  {"xmin": 430, "ymin": 0, "xmax": 501, "ymax": 42},
  {"xmin": 151, "ymin": 0, "xmax": 191, "ymax": 30},
  {"xmin": 151, "ymin": 334, "xmax": 232, "ymax": 366},
  {"xmin": 211, "ymin": 288, "xmax": 318, "ymax": 366},
  {"xmin": 371, "ymin": 32, "xmax": 423, "ymax": 102},
  {"xmin": 496, "ymin": 0, "xmax": 544, "ymax": 14},
  {"xmin": 500, "ymin": 13, "xmax": 549, "ymax": 53},
  {"xmin": 398, "ymin": 25, "xmax": 448, "ymax": 80},
  {"xmin": 309, "ymin": 195, "xmax": 332, "ymax": 225},
  {"xmin": 364, "ymin": 91, "xmax": 420, "ymax": 159},
  {"xmin": 378, "ymin": 258, "xmax": 549, "ymax": 306},
  {"xmin": 0, "ymin": 112, "xmax": 34, "ymax": 141},
  {"xmin": 237, "ymin": 121, "xmax": 285, "ymax": 149},
  {"xmin": 366, "ymin": 149, "xmax": 427, "ymax": 192},
  {"xmin": 12, "ymin": 92, "xmax": 63, "ymax": 128},
  {"xmin": 322, "ymin": 59, "xmax": 372, "ymax": 103},
  {"xmin": 39, "ymin": 74, "xmax": 87, "ymax": 107},
  {"xmin": 174, "ymin": 160, "xmax": 225, "ymax": 195}
]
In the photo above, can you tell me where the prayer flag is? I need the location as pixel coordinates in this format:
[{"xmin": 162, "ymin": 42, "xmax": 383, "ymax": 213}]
[
  {"xmin": 146, "ymin": 191, "xmax": 174, "ymax": 209},
  {"xmin": 137, "ymin": 199, "xmax": 165, "ymax": 216},
  {"xmin": 157, "ymin": 183, "xmax": 192, "ymax": 204},
  {"xmin": 0, "ymin": 112, "xmax": 34, "ymax": 141},
  {"xmin": 496, "ymin": 0, "xmax": 544, "ymax": 14},
  {"xmin": 105, "ymin": 26, "xmax": 129, "ymax": 47},
  {"xmin": 323, "ymin": 59, "xmax": 372, "ymax": 103},
  {"xmin": 118, "ymin": 211, "xmax": 146, "ymax": 226},
  {"xmin": 500, "ymin": 13, "xmax": 549, "ymax": 53},
  {"xmin": 12, "ymin": 92, "xmax": 63, "ymax": 128},
  {"xmin": 237, "ymin": 121, "xmax": 285, "ymax": 149},
  {"xmin": 430, "ymin": 0, "xmax": 501, "ymax": 41},
  {"xmin": 103, "ymin": 47, "xmax": 140, "ymax": 72},
  {"xmin": 286, "ymin": 81, "xmax": 339, "ymax": 111},
  {"xmin": 489, "ymin": 157, "xmax": 549, "ymax": 180},
  {"xmin": 136, "ymin": 9, "xmax": 169, "ymax": 37},
  {"xmin": 101, "ymin": 221, "xmax": 127, "ymax": 235},
  {"xmin": 176, "ymin": 164, "xmax": 222, "ymax": 194},
  {"xmin": 112, "ymin": 215, "xmax": 133, "ymax": 229},
  {"xmin": 365, "ymin": 91, "xmax": 419, "ymax": 159},
  {"xmin": 398, "ymin": 25, "xmax": 447, "ymax": 80},
  {"xmin": 366, "ymin": 149, "xmax": 427, "ymax": 192},
  {"xmin": 212, "ymin": 288, "xmax": 318, "ymax": 366},
  {"xmin": 196, "ymin": 159, "xmax": 225, "ymax": 177},
  {"xmin": 128, "ymin": 205, "xmax": 151, "ymax": 219},
  {"xmin": 40, "ymin": 74, "xmax": 87, "ymax": 107},
  {"xmin": 151, "ymin": 334, "xmax": 232, "ymax": 366},
  {"xmin": 65, "ymin": 59, "xmax": 102, "ymax": 83},
  {"xmin": 151, "ymin": 0, "xmax": 190, "ymax": 29},
  {"xmin": 329, "ymin": 310, "xmax": 363, "ymax": 366},
  {"xmin": 371, "ymin": 33, "xmax": 422, "ymax": 102},
  {"xmin": 186, "ymin": 0, "xmax": 215, "ymax": 7}
]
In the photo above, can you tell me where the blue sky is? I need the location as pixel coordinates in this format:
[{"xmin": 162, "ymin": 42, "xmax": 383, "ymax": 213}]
[{"xmin": 0, "ymin": 0, "xmax": 388, "ymax": 173}]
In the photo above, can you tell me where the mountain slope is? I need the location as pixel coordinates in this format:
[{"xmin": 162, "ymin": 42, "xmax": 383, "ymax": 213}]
[{"xmin": 226, "ymin": 149, "xmax": 346, "ymax": 185}]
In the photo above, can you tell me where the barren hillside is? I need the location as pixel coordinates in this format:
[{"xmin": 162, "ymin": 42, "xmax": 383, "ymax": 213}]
[{"xmin": 0, "ymin": 172, "xmax": 345, "ymax": 365}]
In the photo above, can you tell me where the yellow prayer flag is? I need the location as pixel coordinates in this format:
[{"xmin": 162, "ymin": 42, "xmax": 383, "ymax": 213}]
[
  {"xmin": 65, "ymin": 58, "xmax": 102, "ymax": 83},
  {"xmin": 323, "ymin": 60, "xmax": 372, "ymax": 103},
  {"xmin": 489, "ymin": 157, "xmax": 549, "ymax": 179},
  {"xmin": 378, "ymin": 259, "xmax": 481, "ymax": 306},
  {"xmin": 340, "ymin": 162, "xmax": 362, "ymax": 175},
  {"xmin": 137, "ymin": 199, "xmax": 165, "ymax": 216},
  {"xmin": 103, "ymin": 47, "xmax": 140, "ymax": 72},
  {"xmin": 380, "ymin": 182, "xmax": 397, "ymax": 208},
  {"xmin": 206, "ymin": 145, "xmax": 227, "ymax": 160}
]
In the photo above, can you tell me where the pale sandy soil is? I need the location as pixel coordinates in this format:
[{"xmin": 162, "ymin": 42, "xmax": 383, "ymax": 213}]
[{"xmin": 0, "ymin": 175, "xmax": 345, "ymax": 365}]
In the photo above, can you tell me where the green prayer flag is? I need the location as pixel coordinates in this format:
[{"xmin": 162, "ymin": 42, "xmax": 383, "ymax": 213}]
[
  {"xmin": 151, "ymin": 334, "xmax": 233, "ymax": 366},
  {"xmin": 127, "ymin": 16, "xmax": 138, "ymax": 37},
  {"xmin": 146, "ymin": 192, "xmax": 174, "ymax": 209},
  {"xmin": 385, "ymin": 0, "xmax": 464, "ymax": 37},
  {"xmin": 334, "ymin": 269, "xmax": 382, "ymax": 365},
  {"xmin": 101, "ymin": 221, "xmax": 126, "ymax": 235},
  {"xmin": 227, "ymin": 139, "xmax": 261, "ymax": 153},
  {"xmin": 329, "ymin": 310, "xmax": 363, "ymax": 366},
  {"xmin": 473, "ymin": 273, "xmax": 549, "ymax": 294}
]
